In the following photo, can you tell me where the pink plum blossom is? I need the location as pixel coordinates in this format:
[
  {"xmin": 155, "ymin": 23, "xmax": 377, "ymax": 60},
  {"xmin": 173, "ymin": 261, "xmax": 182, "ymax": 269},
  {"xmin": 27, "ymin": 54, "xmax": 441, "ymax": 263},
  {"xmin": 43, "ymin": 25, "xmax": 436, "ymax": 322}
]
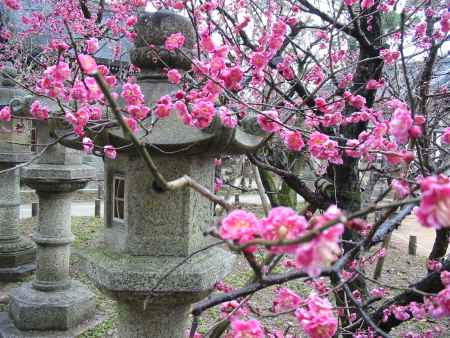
[
  {"xmin": 427, "ymin": 260, "xmax": 443, "ymax": 272},
  {"xmin": 165, "ymin": 32, "xmax": 185, "ymax": 50},
  {"xmin": 220, "ymin": 210, "xmax": 258, "ymax": 242},
  {"xmin": 441, "ymin": 11, "xmax": 450, "ymax": 33},
  {"xmin": 414, "ymin": 115, "xmax": 426, "ymax": 125},
  {"xmin": 305, "ymin": 65, "xmax": 325, "ymax": 85},
  {"xmin": 45, "ymin": 62, "xmax": 71, "ymax": 82},
  {"xmin": 210, "ymin": 56, "xmax": 225, "ymax": 73},
  {"xmin": 65, "ymin": 106, "xmax": 91, "ymax": 136},
  {"xmin": 228, "ymin": 319, "xmax": 265, "ymax": 338},
  {"xmin": 257, "ymin": 110, "xmax": 281, "ymax": 133},
  {"xmin": 409, "ymin": 302, "xmax": 426, "ymax": 320},
  {"xmin": 366, "ymin": 79, "xmax": 384, "ymax": 90},
  {"xmin": 322, "ymin": 112, "xmax": 343, "ymax": 127},
  {"xmin": 295, "ymin": 294, "xmax": 338, "ymax": 338},
  {"xmin": 345, "ymin": 139, "xmax": 362, "ymax": 158},
  {"xmin": 89, "ymin": 106, "xmax": 102, "ymax": 120},
  {"xmin": 391, "ymin": 179, "xmax": 410, "ymax": 199},
  {"xmin": 442, "ymin": 128, "xmax": 450, "ymax": 144},
  {"xmin": 126, "ymin": 15, "xmax": 138, "ymax": 27},
  {"xmin": 425, "ymin": 8, "xmax": 435, "ymax": 17},
  {"xmin": 250, "ymin": 52, "xmax": 269, "ymax": 71},
  {"xmin": 124, "ymin": 117, "xmax": 138, "ymax": 132},
  {"xmin": 389, "ymin": 108, "xmax": 413, "ymax": 145},
  {"xmin": 174, "ymin": 100, "xmax": 192, "ymax": 125},
  {"xmin": 82, "ymin": 137, "xmax": 94, "ymax": 154},
  {"xmin": 348, "ymin": 94, "xmax": 366, "ymax": 109},
  {"xmin": 167, "ymin": 69, "xmax": 182, "ymax": 84},
  {"xmin": 391, "ymin": 305, "xmax": 410, "ymax": 321},
  {"xmin": 416, "ymin": 175, "xmax": 450, "ymax": 229},
  {"xmin": 433, "ymin": 287, "xmax": 450, "ymax": 318},
  {"xmin": 441, "ymin": 271, "xmax": 450, "ymax": 286},
  {"xmin": 369, "ymin": 288, "xmax": 386, "ymax": 298},
  {"xmin": 49, "ymin": 40, "xmax": 69, "ymax": 52},
  {"xmin": 127, "ymin": 105, "xmax": 150, "ymax": 120},
  {"xmin": 415, "ymin": 22, "xmax": 427, "ymax": 39},
  {"xmin": 0, "ymin": 106, "xmax": 12, "ymax": 122},
  {"xmin": 308, "ymin": 132, "xmax": 342, "ymax": 164},
  {"xmin": 30, "ymin": 101, "xmax": 49, "ymax": 120},
  {"xmin": 219, "ymin": 300, "xmax": 248, "ymax": 319},
  {"xmin": 218, "ymin": 107, "xmax": 238, "ymax": 128},
  {"xmin": 85, "ymin": 38, "xmax": 99, "ymax": 54},
  {"xmin": 408, "ymin": 125, "xmax": 422, "ymax": 139},
  {"xmin": 191, "ymin": 100, "xmax": 215, "ymax": 128},
  {"xmin": 315, "ymin": 97, "xmax": 332, "ymax": 114},
  {"xmin": 361, "ymin": 0, "xmax": 374, "ymax": 9},
  {"xmin": 78, "ymin": 54, "xmax": 97, "ymax": 74},
  {"xmin": 104, "ymin": 145, "xmax": 117, "ymax": 159},
  {"xmin": 155, "ymin": 95, "xmax": 173, "ymax": 119},
  {"xmin": 380, "ymin": 49, "xmax": 400, "ymax": 65},
  {"xmin": 272, "ymin": 288, "xmax": 302, "ymax": 313},
  {"xmin": 214, "ymin": 177, "xmax": 223, "ymax": 193},
  {"xmin": 295, "ymin": 206, "xmax": 344, "ymax": 276},
  {"xmin": 200, "ymin": 31, "xmax": 216, "ymax": 52},
  {"xmin": 4, "ymin": 0, "xmax": 21, "ymax": 10},
  {"xmin": 282, "ymin": 130, "xmax": 305, "ymax": 152},
  {"xmin": 277, "ymin": 56, "xmax": 295, "ymax": 80},
  {"xmin": 215, "ymin": 281, "xmax": 233, "ymax": 292},
  {"xmin": 258, "ymin": 207, "xmax": 308, "ymax": 253},
  {"xmin": 70, "ymin": 81, "xmax": 88, "ymax": 101},
  {"xmin": 121, "ymin": 83, "xmax": 144, "ymax": 106},
  {"xmin": 221, "ymin": 66, "xmax": 243, "ymax": 91}
]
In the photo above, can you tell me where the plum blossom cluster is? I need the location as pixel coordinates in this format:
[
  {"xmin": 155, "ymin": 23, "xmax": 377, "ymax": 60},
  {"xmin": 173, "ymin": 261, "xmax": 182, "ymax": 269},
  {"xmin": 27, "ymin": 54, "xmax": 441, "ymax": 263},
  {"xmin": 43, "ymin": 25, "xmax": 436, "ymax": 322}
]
[
  {"xmin": 388, "ymin": 100, "xmax": 423, "ymax": 145},
  {"xmin": 307, "ymin": 132, "xmax": 342, "ymax": 165},
  {"xmin": 36, "ymin": 62, "xmax": 71, "ymax": 98},
  {"xmin": 416, "ymin": 175, "xmax": 450, "ymax": 229},
  {"xmin": 218, "ymin": 287, "xmax": 338, "ymax": 338},
  {"xmin": 378, "ymin": 272, "xmax": 450, "ymax": 333},
  {"xmin": 31, "ymin": 57, "xmax": 118, "ymax": 134},
  {"xmin": 120, "ymin": 81, "xmax": 150, "ymax": 130},
  {"xmin": 220, "ymin": 206, "xmax": 344, "ymax": 277},
  {"xmin": 295, "ymin": 294, "xmax": 338, "ymax": 338}
]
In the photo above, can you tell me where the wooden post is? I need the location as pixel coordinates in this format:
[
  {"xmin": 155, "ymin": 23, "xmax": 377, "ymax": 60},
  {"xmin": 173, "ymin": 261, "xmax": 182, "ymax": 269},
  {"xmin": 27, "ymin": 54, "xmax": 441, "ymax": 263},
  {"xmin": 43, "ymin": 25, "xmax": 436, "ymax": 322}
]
[
  {"xmin": 94, "ymin": 199, "xmax": 101, "ymax": 218},
  {"xmin": 251, "ymin": 165, "xmax": 270, "ymax": 216},
  {"xmin": 30, "ymin": 128, "xmax": 37, "ymax": 152},
  {"xmin": 97, "ymin": 183, "xmax": 103, "ymax": 200},
  {"xmin": 409, "ymin": 235, "xmax": 417, "ymax": 256},
  {"xmin": 234, "ymin": 193, "xmax": 240, "ymax": 205},
  {"xmin": 31, "ymin": 202, "xmax": 39, "ymax": 217},
  {"xmin": 373, "ymin": 233, "xmax": 392, "ymax": 280}
]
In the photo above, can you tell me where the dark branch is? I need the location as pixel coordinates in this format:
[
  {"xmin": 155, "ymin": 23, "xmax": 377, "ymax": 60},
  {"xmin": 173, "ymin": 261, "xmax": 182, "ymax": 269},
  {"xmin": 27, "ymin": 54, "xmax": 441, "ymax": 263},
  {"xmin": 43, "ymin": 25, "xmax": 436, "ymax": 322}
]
[
  {"xmin": 371, "ymin": 259, "xmax": 450, "ymax": 332},
  {"xmin": 247, "ymin": 153, "xmax": 331, "ymax": 210}
]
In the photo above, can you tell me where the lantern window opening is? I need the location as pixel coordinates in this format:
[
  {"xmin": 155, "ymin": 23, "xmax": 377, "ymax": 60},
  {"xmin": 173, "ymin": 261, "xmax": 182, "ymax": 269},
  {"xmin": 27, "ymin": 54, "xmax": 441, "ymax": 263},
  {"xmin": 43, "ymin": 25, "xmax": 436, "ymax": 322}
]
[{"xmin": 112, "ymin": 175, "xmax": 126, "ymax": 222}]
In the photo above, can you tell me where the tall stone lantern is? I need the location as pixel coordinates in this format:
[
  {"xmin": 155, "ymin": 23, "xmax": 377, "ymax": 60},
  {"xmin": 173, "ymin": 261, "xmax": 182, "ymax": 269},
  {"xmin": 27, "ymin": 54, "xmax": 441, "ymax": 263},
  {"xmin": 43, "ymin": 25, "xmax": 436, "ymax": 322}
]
[
  {"xmin": 6, "ymin": 100, "xmax": 97, "ymax": 332},
  {"xmin": 76, "ymin": 10, "xmax": 266, "ymax": 338},
  {"xmin": 0, "ymin": 67, "xmax": 36, "ymax": 281}
]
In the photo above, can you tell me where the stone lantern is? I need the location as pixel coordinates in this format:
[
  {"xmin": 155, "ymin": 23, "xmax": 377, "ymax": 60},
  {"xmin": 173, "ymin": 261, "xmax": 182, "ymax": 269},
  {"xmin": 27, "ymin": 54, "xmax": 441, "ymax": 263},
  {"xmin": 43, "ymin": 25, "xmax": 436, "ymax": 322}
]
[
  {"xmin": 4, "ymin": 99, "xmax": 98, "ymax": 333},
  {"xmin": 75, "ymin": 10, "xmax": 266, "ymax": 338},
  {"xmin": 0, "ymin": 67, "xmax": 36, "ymax": 281}
]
